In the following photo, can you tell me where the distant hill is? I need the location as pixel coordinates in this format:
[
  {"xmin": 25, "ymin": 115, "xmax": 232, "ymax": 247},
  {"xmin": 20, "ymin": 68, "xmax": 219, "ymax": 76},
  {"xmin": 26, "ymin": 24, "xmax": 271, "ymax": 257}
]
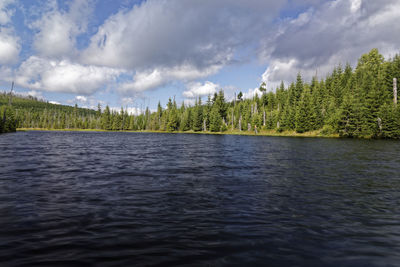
[
  {"xmin": 0, "ymin": 92, "xmax": 101, "ymax": 130},
  {"xmin": 0, "ymin": 92, "xmax": 97, "ymax": 115}
]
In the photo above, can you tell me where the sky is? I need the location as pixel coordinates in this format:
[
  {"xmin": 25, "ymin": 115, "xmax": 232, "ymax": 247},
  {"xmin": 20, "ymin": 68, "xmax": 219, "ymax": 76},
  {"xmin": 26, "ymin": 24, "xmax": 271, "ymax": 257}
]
[{"xmin": 0, "ymin": 0, "xmax": 399, "ymax": 113}]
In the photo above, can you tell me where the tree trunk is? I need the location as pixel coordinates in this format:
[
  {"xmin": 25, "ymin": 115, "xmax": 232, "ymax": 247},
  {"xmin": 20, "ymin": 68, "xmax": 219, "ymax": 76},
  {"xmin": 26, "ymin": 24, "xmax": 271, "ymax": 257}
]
[
  {"xmin": 239, "ymin": 115, "xmax": 242, "ymax": 131},
  {"xmin": 394, "ymin": 78, "xmax": 398, "ymax": 105},
  {"xmin": 263, "ymin": 110, "xmax": 266, "ymax": 126},
  {"xmin": 232, "ymin": 109, "xmax": 234, "ymax": 129}
]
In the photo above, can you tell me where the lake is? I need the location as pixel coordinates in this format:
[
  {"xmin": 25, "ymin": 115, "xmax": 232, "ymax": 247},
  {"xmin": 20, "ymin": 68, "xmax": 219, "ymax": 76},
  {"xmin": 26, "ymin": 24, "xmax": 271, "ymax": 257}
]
[{"xmin": 1, "ymin": 131, "xmax": 400, "ymax": 266}]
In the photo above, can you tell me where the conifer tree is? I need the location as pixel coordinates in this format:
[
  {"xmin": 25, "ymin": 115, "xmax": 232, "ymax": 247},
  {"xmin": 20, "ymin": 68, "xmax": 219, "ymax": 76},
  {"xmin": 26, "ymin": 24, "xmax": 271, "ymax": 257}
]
[
  {"xmin": 101, "ymin": 105, "xmax": 111, "ymax": 130},
  {"xmin": 166, "ymin": 98, "xmax": 179, "ymax": 131},
  {"xmin": 209, "ymin": 104, "xmax": 222, "ymax": 132},
  {"xmin": 295, "ymin": 86, "xmax": 313, "ymax": 133},
  {"xmin": 192, "ymin": 97, "xmax": 203, "ymax": 131},
  {"xmin": 338, "ymin": 94, "xmax": 363, "ymax": 137},
  {"xmin": 378, "ymin": 103, "xmax": 400, "ymax": 138}
]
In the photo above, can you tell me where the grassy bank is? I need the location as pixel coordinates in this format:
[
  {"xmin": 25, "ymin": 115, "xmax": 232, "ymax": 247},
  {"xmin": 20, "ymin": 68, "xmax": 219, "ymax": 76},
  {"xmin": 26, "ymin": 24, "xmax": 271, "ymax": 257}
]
[{"xmin": 17, "ymin": 128, "xmax": 340, "ymax": 138}]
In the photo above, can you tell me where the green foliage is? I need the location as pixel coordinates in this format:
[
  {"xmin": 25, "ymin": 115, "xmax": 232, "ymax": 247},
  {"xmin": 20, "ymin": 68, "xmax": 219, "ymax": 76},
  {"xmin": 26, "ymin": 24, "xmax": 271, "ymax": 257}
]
[
  {"xmin": 338, "ymin": 95, "xmax": 363, "ymax": 137},
  {"xmin": 378, "ymin": 103, "xmax": 400, "ymax": 138},
  {"xmin": 192, "ymin": 98, "xmax": 203, "ymax": 131},
  {"xmin": 237, "ymin": 91, "xmax": 243, "ymax": 101},
  {"xmin": 295, "ymin": 87, "xmax": 313, "ymax": 133},
  {"xmin": 209, "ymin": 105, "xmax": 222, "ymax": 132},
  {"xmin": 0, "ymin": 105, "xmax": 17, "ymax": 133},
  {"xmin": 320, "ymin": 125, "xmax": 335, "ymax": 136},
  {"xmin": 166, "ymin": 98, "xmax": 179, "ymax": 132}
]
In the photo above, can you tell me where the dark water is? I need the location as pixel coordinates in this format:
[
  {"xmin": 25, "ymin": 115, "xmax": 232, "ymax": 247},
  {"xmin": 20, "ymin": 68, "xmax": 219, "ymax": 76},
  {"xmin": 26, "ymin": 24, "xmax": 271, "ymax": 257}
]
[{"xmin": 1, "ymin": 131, "xmax": 400, "ymax": 266}]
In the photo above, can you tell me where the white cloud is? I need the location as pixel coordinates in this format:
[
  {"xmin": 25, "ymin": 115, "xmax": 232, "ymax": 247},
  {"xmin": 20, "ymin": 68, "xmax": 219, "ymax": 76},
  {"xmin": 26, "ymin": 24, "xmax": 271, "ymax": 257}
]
[
  {"xmin": 15, "ymin": 56, "xmax": 121, "ymax": 94},
  {"xmin": 0, "ymin": 66, "xmax": 12, "ymax": 82},
  {"xmin": 75, "ymin": 95, "xmax": 87, "ymax": 102},
  {"xmin": 82, "ymin": 0, "xmax": 282, "ymax": 70},
  {"xmin": 182, "ymin": 98, "xmax": 196, "ymax": 106},
  {"xmin": 125, "ymin": 107, "xmax": 142, "ymax": 115},
  {"xmin": 0, "ymin": 0, "xmax": 19, "ymax": 65},
  {"xmin": 350, "ymin": 0, "xmax": 362, "ymax": 13},
  {"xmin": 183, "ymin": 81, "xmax": 219, "ymax": 99},
  {"xmin": 260, "ymin": 0, "xmax": 400, "ymax": 89},
  {"xmin": 49, "ymin": 100, "xmax": 61, "ymax": 105},
  {"xmin": 31, "ymin": 0, "xmax": 92, "ymax": 58},
  {"xmin": 68, "ymin": 95, "xmax": 105, "ymax": 110},
  {"xmin": 0, "ymin": 28, "xmax": 19, "ymax": 64},
  {"xmin": 79, "ymin": 0, "xmax": 285, "ymax": 93},
  {"xmin": 0, "ymin": 29, "xmax": 21, "ymax": 64},
  {"xmin": 242, "ymin": 87, "xmax": 264, "ymax": 100},
  {"xmin": 110, "ymin": 106, "xmax": 142, "ymax": 115},
  {"xmin": 121, "ymin": 97, "xmax": 135, "ymax": 106},
  {"xmin": 118, "ymin": 64, "xmax": 221, "ymax": 94},
  {"xmin": 18, "ymin": 90, "xmax": 44, "ymax": 99}
]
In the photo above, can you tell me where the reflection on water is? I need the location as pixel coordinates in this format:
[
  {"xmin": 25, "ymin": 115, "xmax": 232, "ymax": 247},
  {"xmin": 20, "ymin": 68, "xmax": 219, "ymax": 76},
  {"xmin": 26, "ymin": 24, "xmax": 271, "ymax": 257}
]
[{"xmin": 1, "ymin": 131, "xmax": 400, "ymax": 266}]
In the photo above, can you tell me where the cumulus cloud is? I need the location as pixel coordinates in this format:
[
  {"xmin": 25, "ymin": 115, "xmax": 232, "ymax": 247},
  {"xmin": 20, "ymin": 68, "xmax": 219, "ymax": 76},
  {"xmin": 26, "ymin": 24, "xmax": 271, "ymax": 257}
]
[
  {"xmin": 242, "ymin": 87, "xmax": 265, "ymax": 100},
  {"xmin": 0, "ymin": 28, "xmax": 19, "ymax": 64},
  {"xmin": 75, "ymin": 95, "xmax": 87, "ymax": 103},
  {"xmin": 67, "ymin": 95, "xmax": 105, "ymax": 109},
  {"xmin": 31, "ymin": 0, "xmax": 92, "ymax": 58},
  {"xmin": 260, "ymin": 0, "xmax": 400, "ymax": 88},
  {"xmin": 17, "ymin": 90, "xmax": 44, "ymax": 99},
  {"xmin": 82, "ymin": 0, "xmax": 283, "ymax": 69},
  {"xmin": 109, "ymin": 106, "xmax": 142, "ymax": 115},
  {"xmin": 0, "ymin": 0, "xmax": 19, "ymax": 65},
  {"xmin": 118, "ymin": 64, "xmax": 221, "ymax": 94},
  {"xmin": 183, "ymin": 81, "xmax": 219, "ymax": 99},
  {"xmin": 80, "ymin": 0, "xmax": 286, "ymax": 92},
  {"xmin": 15, "ymin": 56, "xmax": 121, "ymax": 94}
]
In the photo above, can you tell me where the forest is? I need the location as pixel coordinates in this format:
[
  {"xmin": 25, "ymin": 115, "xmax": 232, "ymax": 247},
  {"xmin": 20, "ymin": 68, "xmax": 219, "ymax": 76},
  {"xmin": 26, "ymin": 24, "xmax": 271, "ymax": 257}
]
[{"xmin": 1, "ymin": 49, "xmax": 399, "ymax": 138}]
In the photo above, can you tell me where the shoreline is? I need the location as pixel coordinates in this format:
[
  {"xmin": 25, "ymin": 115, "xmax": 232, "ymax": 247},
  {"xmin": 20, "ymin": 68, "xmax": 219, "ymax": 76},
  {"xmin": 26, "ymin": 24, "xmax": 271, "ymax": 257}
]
[{"xmin": 17, "ymin": 128, "xmax": 340, "ymax": 138}]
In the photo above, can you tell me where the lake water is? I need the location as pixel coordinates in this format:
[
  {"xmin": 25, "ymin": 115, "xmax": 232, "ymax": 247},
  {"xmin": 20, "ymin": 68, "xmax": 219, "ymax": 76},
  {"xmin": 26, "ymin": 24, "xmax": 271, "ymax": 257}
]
[{"xmin": 1, "ymin": 131, "xmax": 400, "ymax": 266}]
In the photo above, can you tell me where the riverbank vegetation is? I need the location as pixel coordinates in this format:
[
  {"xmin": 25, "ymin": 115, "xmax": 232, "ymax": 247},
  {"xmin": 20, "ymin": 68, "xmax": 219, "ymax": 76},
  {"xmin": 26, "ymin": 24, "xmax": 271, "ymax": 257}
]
[{"xmin": 2, "ymin": 49, "xmax": 400, "ymax": 138}]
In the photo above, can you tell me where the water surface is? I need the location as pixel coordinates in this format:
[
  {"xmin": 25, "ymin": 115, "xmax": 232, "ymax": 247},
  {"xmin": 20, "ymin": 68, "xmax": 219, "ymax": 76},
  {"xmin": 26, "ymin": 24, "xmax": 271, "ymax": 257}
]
[{"xmin": 1, "ymin": 131, "xmax": 400, "ymax": 266}]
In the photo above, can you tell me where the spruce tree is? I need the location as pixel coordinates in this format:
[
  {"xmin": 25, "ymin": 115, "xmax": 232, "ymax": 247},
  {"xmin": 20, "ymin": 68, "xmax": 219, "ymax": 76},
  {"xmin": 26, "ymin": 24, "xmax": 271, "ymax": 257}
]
[
  {"xmin": 338, "ymin": 95, "xmax": 362, "ymax": 137},
  {"xmin": 295, "ymin": 87, "xmax": 312, "ymax": 133},
  {"xmin": 378, "ymin": 103, "xmax": 400, "ymax": 138},
  {"xmin": 209, "ymin": 105, "xmax": 222, "ymax": 132},
  {"xmin": 101, "ymin": 105, "xmax": 111, "ymax": 130},
  {"xmin": 192, "ymin": 97, "xmax": 203, "ymax": 131}
]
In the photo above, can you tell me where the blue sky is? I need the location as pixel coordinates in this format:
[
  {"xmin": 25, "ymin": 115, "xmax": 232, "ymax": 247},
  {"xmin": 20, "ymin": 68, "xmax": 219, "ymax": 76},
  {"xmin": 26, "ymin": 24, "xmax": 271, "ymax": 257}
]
[{"xmin": 0, "ymin": 0, "xmax": 399, "ymax": 113}]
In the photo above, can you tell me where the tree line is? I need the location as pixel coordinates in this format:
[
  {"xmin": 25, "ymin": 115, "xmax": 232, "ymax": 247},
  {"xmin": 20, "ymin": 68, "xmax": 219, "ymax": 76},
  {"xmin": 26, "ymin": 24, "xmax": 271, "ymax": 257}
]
[{"xmin": 1, "ymin": 49, "xmax": 399, "ymax": 138}]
